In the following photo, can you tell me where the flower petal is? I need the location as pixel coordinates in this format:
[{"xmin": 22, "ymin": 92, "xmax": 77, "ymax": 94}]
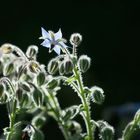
[
  {"xmin": 54, "ymin": 28, "xmax": 62, "ymax": 40},
  {"xmin": 41, "ymin": 40, "xmax": 51, "ymax": 48},
  {"xmin": 41, "ymin": 27, "xmax": 50, "ymax": 39},
  {"xmin": 53, "ymin": 45, "xmax": 61, "ymax": 55},
  {"xmin": 59, "ymin": 42, "xmax": 69, "ymax": 48}
]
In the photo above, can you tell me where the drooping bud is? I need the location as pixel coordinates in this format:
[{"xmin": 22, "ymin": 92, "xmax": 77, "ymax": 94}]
[
  {"xmin": 26, "ymin": 45, "xmax": 38, "ymax": 60},
  {"xmin": 64, "ymin": 59, "xmax": 74, "ymax": 74},
  {"xmin": 69, "ymin": 121, "xmax": 82, "ymax": 134},
  {"xmin": 97, "ymin": 121, "xmax": 114, "ymax": 140},
  {"xmin": 4, "ymin": 62, "xmax": 14, "ymax": 76},
  {"xmin": 59, "ymin": 61, "xmax": 65, "ymax": 75},
  {"xmin": 28, "ymin": 61, "xmax": 40, "ymax": 73},
  {"xmin": 32, "ymin": 115, "xmax": 46, "ymax": 129},
  {"xmin": 20, "ymin": 82, "xmax": 31, "ymax": 92},
  {"xmin": 47, "ymin": 58, "xmax": 59, "ymax": 75},
  {"xmin": 36, "ymin": 72, "xmax": 46, "ymax": 86},
  {"xmin": 1, "ymin": 43, "xmax": 14, "ymax": 54},
  {"xmin": 32, "ymin": 89, "xmax": 43, "ymax": 107},
  {"xmin": 78, "ymin": 55, "xmax": 91, "ymax": 73},
  {"xmin": 46, "ymin": 79, "xmax": 59, "ymax": 90},
  {"xmin": 70, "ymin": 33, "xmax": 82, "ymax": 46},
  {"xmin": 91, "ymin": 86, "xmax": 105, "ymax": 105}
]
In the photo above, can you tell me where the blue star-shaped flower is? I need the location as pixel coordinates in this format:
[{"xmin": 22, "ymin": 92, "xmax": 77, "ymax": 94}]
[{"xmin": 40, "ymin": 27, "xmax": 68, "ymax": 55}]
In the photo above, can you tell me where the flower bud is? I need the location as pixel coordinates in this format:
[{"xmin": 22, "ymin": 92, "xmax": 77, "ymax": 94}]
[
  {"xmin": 36, "ymin": 72, "xmax": 46, "ymax": 86},
  {"xmin": 28, "ymin": 61, "xmax": 40, "ymax": 73},
  {"xmin": 4, "ymin": 62, "xmax": 14, "ymax": 76},
  {"xmin": 59, "ymin": 62, "xmax": 65, "ymax": 75},
  {"xmin": 1, "ymin": 43, "xmax": 14, "ymax": 54},
  {"xmin": 26, "ymin": 45, "xmax": 38, "ymax": 60},
  {"xmin": 91, "ymin": 86, "xmax": 105, "ymax": 105},
  {"xmin": 47, "ymin": 79, "xmax": 59, "ymax": 89},
  {"xmin": 20, "ymin": 93, "xmax": 30, "ymax": 107},
  {"xmin": 64, "ymin": 59, "xmax": 74, "ymax": 74},
  {"xmin": 69, "ymin": 121, "xmax": 82, "ymax": 134},
  {"xmin": 33, "ymin": 89, "xmax": 43, "ymax": 107},
  {"xmin": 20, "ymin": 82, "xmax": 31, "ymax": 92},
  {"xmin": 78, "ymin": 55, "xmax": 91, "ymax": 73},
  {"xmin": 100, "ymin": 126, "xmax": 114, "ymax": 140},
  {"xmin": 32, "ymin": 115, "xmax": 46, "ymax": 128},
  {"xmin": 97, "ymin": 121, "xmax": 114, "ymax": 140},
  {"xmin": 70, "ymin": 33, "xmax": 82, "ymax": 46},
  {"xmin": 47, "ymin": 58, "xmax": 59, "ymax": 75}
]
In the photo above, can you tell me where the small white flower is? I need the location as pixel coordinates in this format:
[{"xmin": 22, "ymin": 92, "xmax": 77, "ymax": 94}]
[{"xmin": 40, "ymin": 27, "xmax": 69, "ymax": 55}]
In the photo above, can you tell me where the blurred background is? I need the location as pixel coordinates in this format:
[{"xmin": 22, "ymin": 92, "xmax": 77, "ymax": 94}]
[{"xmin": 0, "ymin": 0, "xmax": 140, "ymax": 139}]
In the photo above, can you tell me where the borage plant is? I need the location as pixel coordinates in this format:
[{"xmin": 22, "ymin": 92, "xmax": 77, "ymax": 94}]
[{"xmin": 0, "ymin": 27, "xmax": 140, "ymax": 140}]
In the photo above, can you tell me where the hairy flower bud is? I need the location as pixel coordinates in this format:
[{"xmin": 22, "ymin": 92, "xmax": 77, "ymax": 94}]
[
  {"xmin": 1, "ymin": 43, "xmax": 14, "ymax": 54},
  {"xmin": 28, "ymin": 61, "xmax": 40, "ymax": 73},
  {"xmin": 47, "ymin": 58, "xmax": 59, "ymax": 75},
  {"xmin": 78, "ymin": 55, "xmax": 91, "ymax": 73},
  {"xmin": 20, "ymin": 82, "xmax": 31, "ymax": 92},
  {"xmin": 4, "ymin": 62, "xmax": 14, "ymax": 76},
  {"xmin": 36, "ymin": 72, "xmax": 46, "ymax": 86},
  {"xmin": 70, "ymin": 33, "xmax": 82, "ymax": 46},
  {"xmin": 26, "ymin": 45, "xmax": 38, "ymax": 60},
  {"xmin": 97, "ymin": 121, "xmax": 114, "ymax": 140},
  {"xmin": 91, "ymin": 86, "xmax": 105, "ymax": 105},
  {"xmin": 59, "ymin": 62, "xmax": 65, "ymax": 75},
  {"xmin": 32, "ymin": 115, "xmax": 46, "ymax": 129},
  {"xmin": 69, "ymin": 121, "xmax": 82, "ymax": 134},
  {"xmin": 64, "ymin": 59, "xmax": 74, "ymax": 74}
]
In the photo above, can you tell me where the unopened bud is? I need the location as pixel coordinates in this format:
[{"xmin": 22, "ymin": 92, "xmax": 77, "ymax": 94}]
[
  {"xmin": 28, "ymin": 61, "xmax": 40, "ymax": 73},
  {"xmin": 97, "ymin": 121, "xmax": 114, "ymax": 140},
  {"xmin": 36, "ymin": 72, "xmax": 46, "ymax": 86},
  {"xmin": 100, "ymin": 126, "xmax": 114, "ymax": 140},
  {"xmin": 64, "ymin": 59, "xmax": 74, "ymax": 74},
  {"xmin": 78, "ymin": 55, "xmax": 91, "ymax": 73},
  {"xmin": 69, "ymin": 121, "xmax": 82, "ymax": 134},
  {"xmin": 47, "ymin": 58, "xmax": 59, "ymax": 75},
  {"xmin": 33, "ymin": 89, "xmax": 43, "ymax": 107},
  {"xmin": 59, "ymin": 62, "xmax": 65, "ymax": 75},
  {"xmin": 20, "ymin": 82, "xmax": 31, "ymax": 92},
  {"xmin": 32, "ymin": 115, "xmax": 46, "ymax": 128},
  {"xmin": 70, "ymin": 33, "xmax": 82, "ymax": 46},
  {"xmin": 4, "ymin": 63, "xmax": 14, "ymax": 76},
  {"xmin": 91, "ymin": 86, "xmax": 105, "ymax": 105},
  {"xmin": 1, "ymin": 43, "xmax": 14, "ymax": 54},
  {"xmin": 26, "ymin": 45, "xmax": 38, "ymax": 59}
]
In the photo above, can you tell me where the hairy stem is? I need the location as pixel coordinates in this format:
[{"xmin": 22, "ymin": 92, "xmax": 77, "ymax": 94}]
[
  {"xmin": 49, "ymin": 92, "xmax": 70, "ymax": 140},
  {"xmin": 73, "ymin": 67, "xmax": 93, "ymax": 140},
  {"xmin": 6, "ymin": 100, "xmax": 17, "ymax": 140}
]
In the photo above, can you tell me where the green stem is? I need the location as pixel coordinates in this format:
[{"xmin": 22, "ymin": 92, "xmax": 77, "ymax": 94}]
[
  {"xmin": 73, "ymin": 67, "xmax": 93, "ymax": 140},
  {"xmin": 6, "ymin": 100, "xmax": 17, "ymax": 140},
  {"xmin": 49, "ymin": 92, "xmax": 70, "ymax": 140}
]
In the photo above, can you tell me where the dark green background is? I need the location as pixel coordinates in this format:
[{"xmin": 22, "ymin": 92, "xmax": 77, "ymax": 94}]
[{"xmin": 0, "ymin": 0, "xmax": 140, "ymax": 139}]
